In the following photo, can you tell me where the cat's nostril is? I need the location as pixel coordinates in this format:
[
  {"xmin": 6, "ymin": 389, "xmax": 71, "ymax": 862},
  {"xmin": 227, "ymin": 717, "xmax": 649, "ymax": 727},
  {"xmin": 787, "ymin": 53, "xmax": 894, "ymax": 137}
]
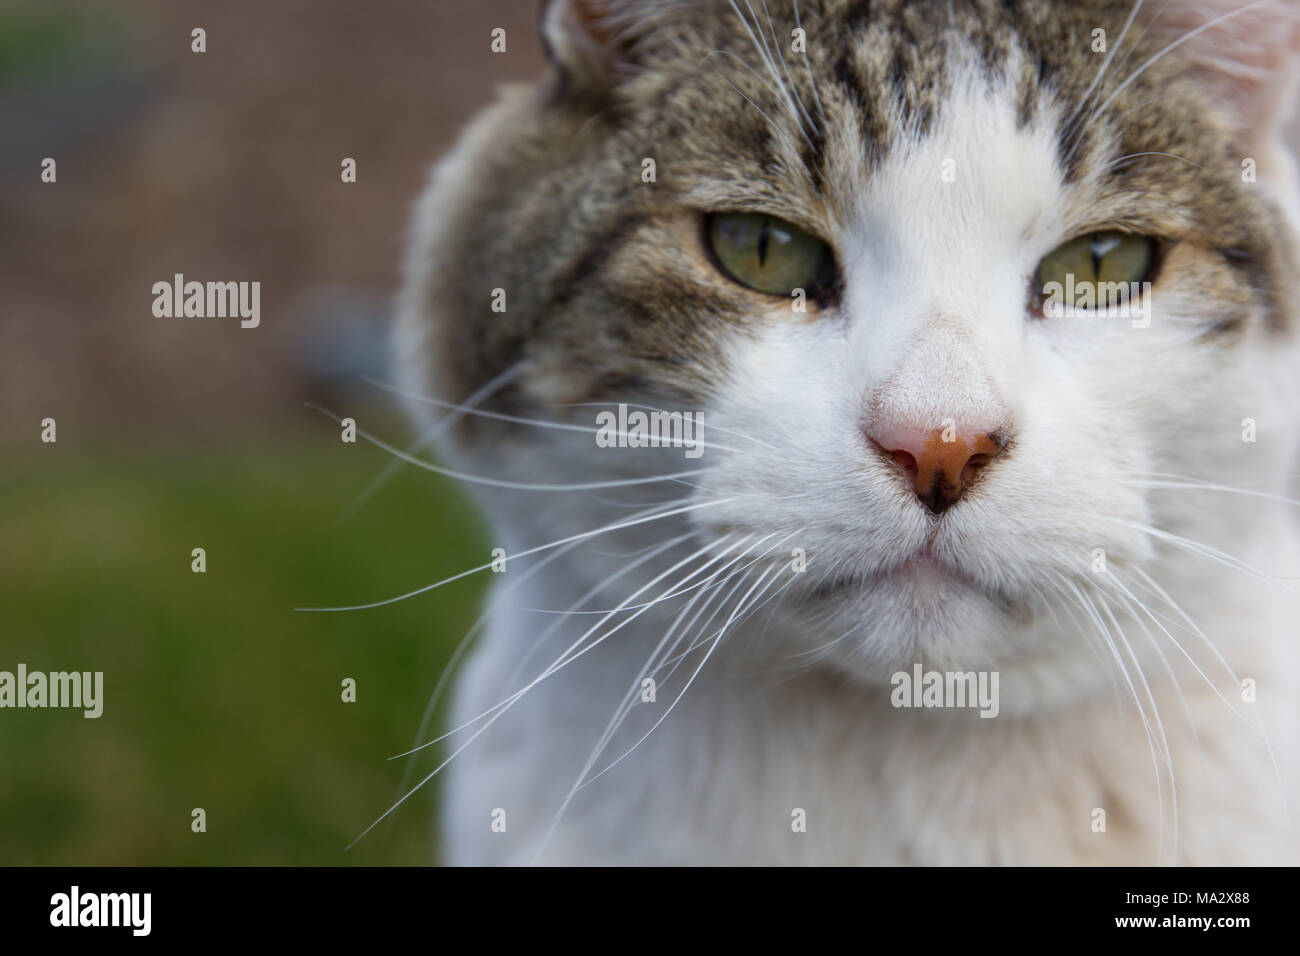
[
  {"xmin": 890, "ymin": 448, "xmax": 918, "ymax": 482},
  {"xmin": 868, "ymin": 426, "xmax": 1006, "ymax": 514},
  {"xmin": 961, "ymin": 453, "xmax": 991, "ymax": 486}
]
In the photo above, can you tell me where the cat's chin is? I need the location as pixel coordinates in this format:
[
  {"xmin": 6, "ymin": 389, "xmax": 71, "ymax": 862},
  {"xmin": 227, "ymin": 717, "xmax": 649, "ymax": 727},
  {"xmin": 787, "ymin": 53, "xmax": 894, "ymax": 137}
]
[
  {"xmin": 771, "ymin": 560, "xmax": 1129, "ymax": 716},
  {"xmin": 780, "ymin": 551, "xmax": 1062, "ymax": 683},
  {"xmin": 809, "ymin": 548, "xmax": 1026, "ymax": 618}
]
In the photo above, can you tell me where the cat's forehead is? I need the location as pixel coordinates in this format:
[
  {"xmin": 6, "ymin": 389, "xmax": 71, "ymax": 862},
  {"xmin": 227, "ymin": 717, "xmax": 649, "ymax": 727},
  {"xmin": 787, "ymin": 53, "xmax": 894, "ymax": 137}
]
[
  {"xmin": 835, "ymin": 60, "xmax": 1065, "ymax": 275},
  {"xmin": 639, "ymin": 0, "xmax": 1123, "ymax": 168},
  {"xmin": 635, "ymin": 0, "xmax": 1256, "ymax": 254}
]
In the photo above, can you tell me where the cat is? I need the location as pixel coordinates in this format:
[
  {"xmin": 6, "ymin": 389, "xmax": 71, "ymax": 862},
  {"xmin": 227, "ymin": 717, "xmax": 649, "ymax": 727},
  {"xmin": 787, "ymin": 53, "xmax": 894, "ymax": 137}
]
[{"xmin": 394, "ymin": 0, "xmax": 1300, "ymax": 864}]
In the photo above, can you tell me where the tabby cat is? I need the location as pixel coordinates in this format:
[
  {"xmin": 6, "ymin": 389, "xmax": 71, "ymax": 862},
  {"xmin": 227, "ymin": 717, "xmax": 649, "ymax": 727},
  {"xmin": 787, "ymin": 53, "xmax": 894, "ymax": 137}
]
[{"xmin": 394, "ymin": 0, "xmax": 1300, "ymax": 864}]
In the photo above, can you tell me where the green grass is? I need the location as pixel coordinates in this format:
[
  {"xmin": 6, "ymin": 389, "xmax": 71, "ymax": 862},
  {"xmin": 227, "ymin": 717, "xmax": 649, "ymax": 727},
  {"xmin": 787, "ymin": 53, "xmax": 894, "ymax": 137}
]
[
  {"xmin": 0, "ymin": 4, "xmax": 114, "ymax": 85},
  {"xmin": 0, "ymin": 433, "xmax": 488, "ymax": 864}
]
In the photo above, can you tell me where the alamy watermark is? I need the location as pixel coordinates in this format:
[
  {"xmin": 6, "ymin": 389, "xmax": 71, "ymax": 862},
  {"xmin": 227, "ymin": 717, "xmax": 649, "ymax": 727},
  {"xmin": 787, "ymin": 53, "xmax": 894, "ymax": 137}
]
[
  {"xmin": 0, "ymin": 664, "xmax": 103, "ymax": 718},
  {"xmin": 152, "ymin": 273, "xmax": 260, "ymax": 328},
  {"xmin": 595, "ymin": 403, "xmax": 704, "ymax": 459},
  {"xmin": 1041, "ymin": 274, "xmax": 1152, "ymax": 329},
  {"xmin": 890, "ymin": 663, "xmax": 999, "ymax": 718},
  {"xmin": 50, "ymin": 886, "xmax": 150, "ymax": 936}
]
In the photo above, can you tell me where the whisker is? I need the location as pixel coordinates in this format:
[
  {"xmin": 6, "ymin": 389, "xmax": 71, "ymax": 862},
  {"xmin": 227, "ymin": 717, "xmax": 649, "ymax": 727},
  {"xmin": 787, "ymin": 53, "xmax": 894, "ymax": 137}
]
[
  {"xmin": 758, "ymin": 0, "xmax": 818, "ymax": 135},
  {"xmin": 396, "ymin": 515, "xmax": 609, "ymax": 793},
  {"xmin": 430, "ymin": 532, "xmax": 749, "ymax": 749},
  {"xmin": 556, "ymin": 400, "xmax": 781, "ymax": 452},
  {"xmin": 536, "ymin": 557, "xmax": 794, "ymax": 861},
  {"xmin": 651, "ymin": 557, "xmax": 798, "ymax": 680},
  {"xmin": 1114, "ymin": 473, "xmax": 1300, "ymax": 510},
  {"xmin": 1068, "ymin": 579, "xmax": 1172, "ymax": 859},
  {"xmin": 589, "ymin": 564, "xmax": 799, "ymax": 789},
  {"xmin": 522, "ymin": 529, "xmax": 786, "ymax": 614},
  {"xmin": 791, "ymin": 0, "xmax": 826, "ymax": 122},
  {"xmin": 297, "ymin": 496, "xmax": 738, "ymax": 612},
  {"xmin": 495, "ymin": 528, "xmax": 731, "ymax": 698},
  {"xmin": 1061, "ymin": 0, "xmax": 1144, "ymax": 129},
  {"xmin": 1130, "ymin": 565, "xmax": 1294, "ymax": 832},
  {"xmin": 536, "ymin": 541, "xmax": 780, "ymax": 823},
  {"xmin": 362, "ymin": 375, "xmax": 743, "ymax": 453},
  {"xmin": 1096, "ymin": 582, "xmax": 1179, "ymax": 861},
  {"xmin": 307, "ymin": 402, "xmax": 707, "ymax": 492},
  {"xmin": 1086, "ymin": 151, "xmax": 1207, "ymax": 180},
  {"xmin": 392, "ymin": 529, "xmax": 707, "ymax": 761},
  {"xmin": 348, "ymin": 532, "xmax": 741, "ymax": 848},
  {"xmin": 1104, "ymin": 569, "xmax": 1251, "ymax": 731},
  {"xmin": 1043, "ymin": 576, "xmax": 1126, "ymax": 704},
  {"xmin": 1088, "ymin": 0, "xmax": 1275, "ymax": 131},
  {"xmin": 1099, "ymin": 573, "xmax": 1202, "ymax": 748},
  {"xmin": 550, "ymin": 531, "xmax": 803, "ymax": 828},
  {"xmin": 727, "ymin": 0, "xmax": 817, "ymax": 153},
  {"xmin": 338, "ymin": 360, "xmax": 526, "ymax": 524},
  {"xmin": 1086, "ymin": 513, "xmax": 1300, "ymax": 599}
]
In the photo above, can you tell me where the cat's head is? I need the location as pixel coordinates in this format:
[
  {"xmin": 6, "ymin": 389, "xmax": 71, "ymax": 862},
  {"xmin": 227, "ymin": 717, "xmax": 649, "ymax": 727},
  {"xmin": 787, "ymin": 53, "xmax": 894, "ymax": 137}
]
[{"xmin": 397, "ymin": 0, "xmax": 1300, "ymax": 701}]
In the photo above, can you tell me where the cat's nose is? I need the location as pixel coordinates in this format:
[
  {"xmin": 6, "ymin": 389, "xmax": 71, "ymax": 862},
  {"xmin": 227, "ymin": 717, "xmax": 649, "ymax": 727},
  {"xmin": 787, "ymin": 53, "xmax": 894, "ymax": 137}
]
[{"xmin": 868, "ymin": 425, "xmax": 1006, "ymax": 514}]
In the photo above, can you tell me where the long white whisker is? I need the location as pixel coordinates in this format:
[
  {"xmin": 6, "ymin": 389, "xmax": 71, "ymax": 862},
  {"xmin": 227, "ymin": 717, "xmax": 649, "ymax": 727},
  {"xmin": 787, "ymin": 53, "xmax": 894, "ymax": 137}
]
[
  {"xmin": 396, "ymin": 522, "xmax": 602, "ymax": 791},
  {"xmin": 1068, "ymin": 579, "xmax": 1170, "ymax": 858},
  {"xmin": 535, "ymin": 558, "xmax": 791, "ymax": 863},
  {"xmin": 1089, "ymin": 0, "xmax": 1274, "ymax": 127},
  {"xmin": 791, "ymin": 0, "xmax": 826, "ymax": 122},
  {"xmin": 758, "ymin": 0, "xmax": 817, "ymax": 134},
  {"xmin": 347, "ymin": 532, "xmax": 742, "ymax": 848},
  {"xmin": 651, "ymin": 559, "xmax": 798, "ymax": 680},
  {"xmin": 1088, "ymin": 513, "xmax": 1300, "ymax": 599},
  {"xmin": 1092, "ymin": 581, "xmax": 1178, "ymax": 862},
  {"xmin": 297, "ymin": 496, "xmax": 738, "ymax": 612},
  {"xmin": 1100, "ymin": 573, "xmax": 1201, "ymax": 748},
  {"xmin": 1116, "ymin": 473, "xmax": 1300, "ymax": 510},
  {"xmin": 1063, "ymin": 0, "xmax": 1144, "ymax": 128},
  {"xmin": 339, "ymin": 360, "xmax": 526, "ymax": 523},
  {"xmin": 728, "ymin": 0, "xmax": 817, "ymax": 152},
  {"xmin": 523, "ymin": 528, "xmax": 788, "ymax": 614},
  {"xmin": 307, "ymin": 402, "xmax": 706, "ymax": 492},
  {"xmin": 1118, "ymin": 570, "xmax": 1252, "ymax": 725},
  {"xmin": 557, "ymin": 400, "xmax": 782, "ymax": 452},
  {"xmin": 546, "ymin": 534, "xmax": 798, "ymax": 815},
  {"xmin": 590, "ymin": 564, "xmax": 798, "ymax": 787},
  {"xmin": 399, "ymin": 532, "xmax": 741, "ymax": 759},
  {"xmin": 496, "ymin": 528, "xmax": 732, "ymax": 696},
  {"xmin": 394, "ymin": 491, "xmax": 665, "ymax": 777},
  {"xmin": 362, "ymin": 375, "xmax": 743, "ymax": 453}
]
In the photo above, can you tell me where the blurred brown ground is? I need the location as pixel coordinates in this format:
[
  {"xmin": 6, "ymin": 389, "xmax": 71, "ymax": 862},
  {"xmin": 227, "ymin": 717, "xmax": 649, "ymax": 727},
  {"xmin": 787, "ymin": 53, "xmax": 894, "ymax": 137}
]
[{"xmin": 0, "ymin": 0, "xmax": 544, "ymax": 445}]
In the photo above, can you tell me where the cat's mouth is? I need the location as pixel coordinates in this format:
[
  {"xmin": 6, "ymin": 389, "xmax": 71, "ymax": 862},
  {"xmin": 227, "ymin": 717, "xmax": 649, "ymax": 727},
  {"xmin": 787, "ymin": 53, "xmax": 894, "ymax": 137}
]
[{"xmin": 811, "ymin": 545, "xmax": 1022, "ymax": 614}]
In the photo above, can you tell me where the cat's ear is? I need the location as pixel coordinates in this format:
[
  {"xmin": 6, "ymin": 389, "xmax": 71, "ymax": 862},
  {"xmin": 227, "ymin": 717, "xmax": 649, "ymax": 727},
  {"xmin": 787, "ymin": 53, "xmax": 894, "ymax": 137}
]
[
  {"xmin": 540, "ymin": 0, "xmax": 643, "ymax": 92},
  {"xmin": 1149, "ymin": 0, "xmax": 1300, "ymax": 145}
]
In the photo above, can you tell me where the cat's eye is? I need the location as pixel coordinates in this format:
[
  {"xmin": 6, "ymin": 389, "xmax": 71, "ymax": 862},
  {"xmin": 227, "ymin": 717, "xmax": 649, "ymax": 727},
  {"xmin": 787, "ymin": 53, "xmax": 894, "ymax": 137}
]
[
  {"xmin": 1034, "ymin": 231, "xmax": 1155, "ymax": 309},
  {"xmin": 706, "ymin": 213, "xmax": 834, "ymax": 298}
]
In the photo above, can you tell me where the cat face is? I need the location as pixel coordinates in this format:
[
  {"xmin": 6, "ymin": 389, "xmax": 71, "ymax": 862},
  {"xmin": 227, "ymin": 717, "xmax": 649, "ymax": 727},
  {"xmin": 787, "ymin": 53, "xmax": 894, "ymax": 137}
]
[{"xmin": 398, "ymin": 0, "xmax": 1300, "ymax": 694}]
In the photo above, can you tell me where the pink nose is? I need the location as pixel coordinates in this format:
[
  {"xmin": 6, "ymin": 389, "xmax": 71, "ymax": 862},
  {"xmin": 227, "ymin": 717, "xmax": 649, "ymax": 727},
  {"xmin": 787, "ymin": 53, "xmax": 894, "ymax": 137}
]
[{"xmin": 868, "ymin": 425, "xmax": 1006, "ymax": 514}]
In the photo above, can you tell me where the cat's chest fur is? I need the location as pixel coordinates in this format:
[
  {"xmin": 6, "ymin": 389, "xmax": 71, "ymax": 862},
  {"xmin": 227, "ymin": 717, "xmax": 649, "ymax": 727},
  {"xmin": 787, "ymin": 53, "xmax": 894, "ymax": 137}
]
[{"xmin": 439, "ymin": 557, "xmax": 1300, "ymax": 866}]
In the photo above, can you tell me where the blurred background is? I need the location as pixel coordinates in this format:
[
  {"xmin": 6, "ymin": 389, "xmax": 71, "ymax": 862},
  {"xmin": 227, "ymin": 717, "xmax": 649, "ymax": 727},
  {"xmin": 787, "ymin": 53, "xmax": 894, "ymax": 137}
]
[
  {"xmin": 3, "ymin": 0, "xmax": 1300, "ymax": 866},
  {"xmin": 0, "ymin": 0, "xmax": 543, "ymax": 865}
]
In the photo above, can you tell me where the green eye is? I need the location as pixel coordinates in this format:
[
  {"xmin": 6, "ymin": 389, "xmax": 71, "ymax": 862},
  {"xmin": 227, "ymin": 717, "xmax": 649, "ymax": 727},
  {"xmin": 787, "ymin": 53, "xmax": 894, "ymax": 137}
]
[
  {"xmin": 707, "ymin": 213, "xmax": 834, "ymax": 297},
  {"xmin": 1035, "ymin": 231, "xmax": 1155, "ymax": 308}
]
